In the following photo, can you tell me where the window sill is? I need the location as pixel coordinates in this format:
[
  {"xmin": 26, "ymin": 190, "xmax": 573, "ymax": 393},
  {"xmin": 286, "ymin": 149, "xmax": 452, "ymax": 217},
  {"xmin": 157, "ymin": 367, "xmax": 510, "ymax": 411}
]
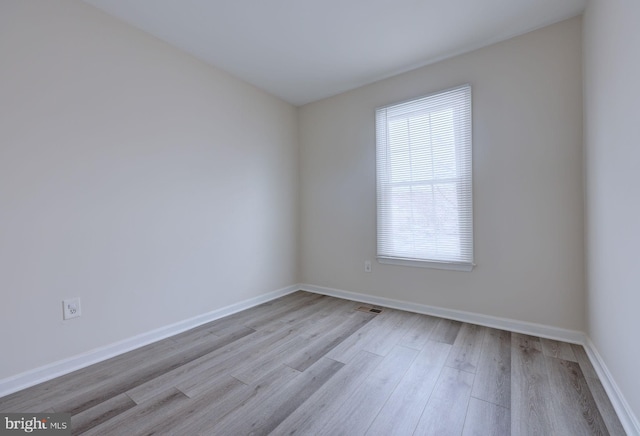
[{"xmin": 377, "ymin": 257, "xmax": 474, "ymax": 272}]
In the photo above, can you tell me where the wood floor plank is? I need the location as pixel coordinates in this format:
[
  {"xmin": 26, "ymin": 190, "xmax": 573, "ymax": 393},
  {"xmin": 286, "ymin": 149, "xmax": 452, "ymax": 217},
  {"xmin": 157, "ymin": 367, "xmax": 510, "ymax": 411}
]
[
  {"xmin": 230, "ymin": 335, "xmax": 309, "ymax": 384},
  {"xmin": 203, "ymin": 291, "xmax": 318, "ymax": 337},
  {"xmin": 569, "ymin": 342, "xmax": 622, "ymax": 431},
  {"xmin": 270, "ymin": 351, "xmax": 384, "ymax": 435},
  {"xmin": 324, "ymin": 321, "xmax": 378, "ymax": 363},
  {"xmin": 135, "ymin": 375, "xmax": 251, "ymax": 435},
  {"xmin": 326, "ymin": 309, "xmax": 418, "ymax": 363},
  {"xmin": 127, "ymin": 319, "xmax": 307, "ymax": 403},
  {"xmin": 0, "ymin": 338, "xmax": 177, "ymax": 413},
  {"xmin": 570, "ymin": 344, "xmax": 599, "ymax": 380},
  {"xmin": 581, "ymin": 373, "xmax": 626, "ymax": 435},
  {"xmin": 126, "ymin": 326, "xmax": 260, "ymax": 403},
  {"xmin": 540, "ymin": 338, "xmax": 577, "ymax": 362},
  {"xmin": 362, "ymin": 310, "xmax": 421, "ymax": 357},
  {"xmin": 446, "ymin": 323, "xmax": 487, "ymax": 374},
  {"xmin": 195, "ymin": 293, "xmax": 315, "ymax": 341},
  {"xmin": 317, "ymin": 345, "xmax": 419, "ymax": 436},
  {"xmin": 80, "ymin": 387, "xmax": 190, "ymax": 436},
  {"xmin": 462, "ymin": 397, "xmax": 510, "ymax": 436},
  {"xmin": 104, "ymin": 366, "xmax": 296, "ymax": 435},
  {"xmin": 169, "ymin": 365, "xmax": 301, "ymax": 436},
  {"xmin": 430, "ymin": 318, "xmax": 463, "ymax": 344},
  {"xmin": 471, "ymin": 328, "xmax": 511, "ymax": 409},
  {"xmin": 174, "ymin": 323, "xmax": 309, "ymax": 399},
  {"xmin": 253, "ymin": 294, "xmax": 352, "ymax": 334},
  {"xmin": 49, "ymin": 325, "xmax": 255, "ymax": 414},
  {"xmin": 510, "ymin": 333, "xmax": 555, "ymax": 436},
  {"xmin": 243, "ymin": 292, "xmax": 326, "ymax": 331},
  {"xmin": 569, "ymin": 344, "xmax": 624, "ymax": 433},
  {"xmin": 167, "ymin": 322, "xmax": 222, "ymax": 345},
  {"xmin": 0, "ymin": 395, "xmax": 56, "ymax": 414},
  {"xmin": 284, "ymin": 310, "xmax": 374, "ymax": 371},
  {"xmin": 413, "ymin": 366, "xmax": 475, "ymax": 436},
  {"xmin": 69, "ymin": 393, "xmax": 136, "ymax": 435},
  {"xmin": 201, "ymin": 364, "xmax": 301, "ymax": 433},
  {"xmin": 210, "ymin": 358, "xmax": 343, "ymax": 436},
  {"xmin": 397, "ymin": 313, "xmax": 441, "ymax": 350},
  {"xmin": 365, "ymin": 341, "xmax": 451, "ymax": 436},
  {"xmin": 545, "ymin": 357, "xmax": 609, "ymax": 435}
]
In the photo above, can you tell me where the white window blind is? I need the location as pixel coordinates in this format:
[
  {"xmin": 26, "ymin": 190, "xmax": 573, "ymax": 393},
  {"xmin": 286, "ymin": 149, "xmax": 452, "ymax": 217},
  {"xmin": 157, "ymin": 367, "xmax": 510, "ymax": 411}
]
[{"xmin": 376, "ymin": 84, "xmax": 473, "ymax": 271}]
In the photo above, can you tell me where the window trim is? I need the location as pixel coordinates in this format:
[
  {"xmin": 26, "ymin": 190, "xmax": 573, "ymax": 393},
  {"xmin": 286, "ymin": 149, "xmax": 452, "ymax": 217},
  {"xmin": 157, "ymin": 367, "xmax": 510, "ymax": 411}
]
[{"xmin": 377, "ymin": 256, "xmax": 474, "ymax": 272}]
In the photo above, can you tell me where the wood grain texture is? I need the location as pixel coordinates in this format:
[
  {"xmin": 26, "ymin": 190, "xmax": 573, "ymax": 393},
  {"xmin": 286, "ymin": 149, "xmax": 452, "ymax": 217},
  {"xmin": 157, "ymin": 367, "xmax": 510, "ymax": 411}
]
[
  {"xmin": 413, "ymin": 366, "xmax": 475, "ymax": 436},
  {"xmin": 462, "ymin": 397, "xmax": 510, "ymax": 436},
  {"xmin": 153, "ymin": 375, "xmax": 254, "ymax": 435},
  {"xmin": 545, "ymin": 357, "xmax": 609, "ymax": 435},
  {"xmin": 446, "ymin": 323, "xmax": 487, "ymax": 373},
  {"xmin": 510, "ymin": 333, "xmax": 555, "ymax": 435},
  {"xmin": 398, "ymin": 313, "xmax": 441, "ymax": 350},
  {"xmin": 366, "ymin": 340, "xmax": 452, "ymax": 436},
  {"xmin": 270, "ymin": 351, "xmax": 384, "ymax": 435},
  {"xmin": 360, "ymin": 310, "xmax": 420, "ymax": 357},
  {"xmin": 318, "ymin": 345, "xmax": 418, "ymax": 436},
  {"xmin": 69, "ymin": 393, "xmax": 136, "ymax": 435},
  {"xmin": 430, "ymin": 318, "xmax": 463, "ymax": 344},
  {"xmin": 284, "ymin": 310, "xmax": 374, "ymax": 371},
  {"xmin": 211, "ymin": 358, "xmax": 343, "ymax": 436},
  {"xmin": 472, "ymin": 328, "xmax": 511, "ymax": 409},
  {"xmin": 326, "ymin": 308, "xmax": 418, "ymax": 363},
  {"xmin": 540, "ymin": 338, "xmax": 578, "ymax": 362},
  {"xmin": 195, "ymin": 364, "xmax": 302, "ymax": 435},
  {"xmin": 0, "ymin": 292, "xmax": 624, "ymax": 436},
  {"xmin": 569, "ymin": 343, "xmax": 624, "ymax": 433},
  {"xmin": 580, "ymin": 372, "xmax": 626, "ymax": 435},
  {"xmin": 81, "ymin": 387, "xmax": 190, "ymax": 436},
  {"xmin": 230, "ymin": 335, "xmax": 308, "ymax": 384},
  {"xmin": 244, "ymin": 292, "xmax": 326, "ymax": 331},
  {"xmin": 0, "ymin": 338, "xmax": 177, "ymax": 413},
  {"xmin": 123, "ymin": 326, "xmax": 256, "ymax": 403},
  {"xmin": 571, "ymin": 343, "xmax": 599, "ymax": 380}
]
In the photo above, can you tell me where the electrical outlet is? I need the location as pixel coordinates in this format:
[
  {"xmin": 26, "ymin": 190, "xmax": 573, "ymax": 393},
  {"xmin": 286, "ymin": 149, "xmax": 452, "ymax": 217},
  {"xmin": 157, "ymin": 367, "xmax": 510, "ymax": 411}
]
[
  {"xmin": 63, "ymin": 298, "xmax": 81, "ymax": 320},
  {"xmin": 364, "ymin": 260, "xmax": 372, "ymax": 273}
]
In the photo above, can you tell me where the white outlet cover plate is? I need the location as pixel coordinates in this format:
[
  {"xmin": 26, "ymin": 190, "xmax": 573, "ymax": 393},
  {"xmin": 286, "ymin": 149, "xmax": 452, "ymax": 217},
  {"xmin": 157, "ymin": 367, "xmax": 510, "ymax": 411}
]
[{"xmin": 63, "ymin": 298, "xmax": 81, "ymax": 320}]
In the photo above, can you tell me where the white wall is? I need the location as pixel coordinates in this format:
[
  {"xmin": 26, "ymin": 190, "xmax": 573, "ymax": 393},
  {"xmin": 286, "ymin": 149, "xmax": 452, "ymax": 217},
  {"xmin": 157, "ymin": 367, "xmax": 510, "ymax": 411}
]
[
  {"xmin": 583, "ymin": 0, "xmax": 640, "ymax": 421},
  {"xmin": 0, "ymin": 0, "xmax": 298, "ymax": 379},
  {"xmin": 299, "ymin": 17, "xmax": 585, "ymax": 331}
]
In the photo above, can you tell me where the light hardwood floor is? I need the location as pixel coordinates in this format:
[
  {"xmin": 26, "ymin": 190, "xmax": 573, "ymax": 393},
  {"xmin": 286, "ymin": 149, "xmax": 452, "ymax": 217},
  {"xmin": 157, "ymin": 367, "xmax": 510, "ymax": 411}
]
[{"xmin": 0, "ymin": 291, "xmax": 625, "ymax": 435}]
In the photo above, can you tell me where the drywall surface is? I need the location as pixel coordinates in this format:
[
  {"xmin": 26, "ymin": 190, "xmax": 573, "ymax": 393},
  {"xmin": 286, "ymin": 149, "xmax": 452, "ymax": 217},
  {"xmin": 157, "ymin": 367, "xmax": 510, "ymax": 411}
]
[
  {"xmin": 583, "ymin": 0, "xmax": 640, "ymax": 421},
  {"xmin": 0, "ymin": 0, "xmax": 298, "ymax": 379},
  {"xmin": 299, "ymin": 17, "xmax": 585, "ymax": 330}
]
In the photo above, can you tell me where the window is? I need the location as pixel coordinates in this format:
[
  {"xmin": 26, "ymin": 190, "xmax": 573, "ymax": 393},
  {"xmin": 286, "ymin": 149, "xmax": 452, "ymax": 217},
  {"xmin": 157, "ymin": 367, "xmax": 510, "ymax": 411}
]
[{"xmin": 376, "ymin": 84, "xmax": 473, "ymax": 271}]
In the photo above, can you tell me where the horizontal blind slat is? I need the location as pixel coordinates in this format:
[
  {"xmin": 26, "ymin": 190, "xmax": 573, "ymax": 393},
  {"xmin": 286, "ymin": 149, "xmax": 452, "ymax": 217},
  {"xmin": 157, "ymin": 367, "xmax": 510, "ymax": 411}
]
[{"xmin": 376, "ymin": 84, "xmax": 473, "ymax": 267}]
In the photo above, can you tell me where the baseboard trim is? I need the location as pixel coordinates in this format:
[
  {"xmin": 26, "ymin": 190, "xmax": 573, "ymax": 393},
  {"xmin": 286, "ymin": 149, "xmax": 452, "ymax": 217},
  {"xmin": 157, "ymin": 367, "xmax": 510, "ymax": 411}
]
[
  {"xmin": 0, "ymin": 284, "xmax": 299, "ymax": 398},
  {"xmin": 299, "ymin": 283, "xmax": 586, "ymax": 344},
  {"xmin": 583, "ymin": 338, "xmax": 640, "ymax": 435}
]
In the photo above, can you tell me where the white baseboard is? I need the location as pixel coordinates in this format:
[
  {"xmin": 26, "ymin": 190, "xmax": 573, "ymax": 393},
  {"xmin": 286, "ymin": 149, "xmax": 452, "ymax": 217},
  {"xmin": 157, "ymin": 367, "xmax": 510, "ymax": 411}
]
[
  {"xmin": 299, "ymin": 283, "xmax": 586, "ymax": 344},
  {"xmin": 583, "ymin": 338, "xmax": 640, "ymax": 436},
  {"xmin": 0, "ymin": 284, "xmax": 299, "ymax": 398}
]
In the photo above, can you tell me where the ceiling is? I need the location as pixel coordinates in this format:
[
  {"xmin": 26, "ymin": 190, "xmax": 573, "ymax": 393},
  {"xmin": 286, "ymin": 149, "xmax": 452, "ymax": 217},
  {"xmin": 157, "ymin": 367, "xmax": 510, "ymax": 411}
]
[{"xmin": 83, "ymin": 0, "xmax": 586, "ymax": 106}]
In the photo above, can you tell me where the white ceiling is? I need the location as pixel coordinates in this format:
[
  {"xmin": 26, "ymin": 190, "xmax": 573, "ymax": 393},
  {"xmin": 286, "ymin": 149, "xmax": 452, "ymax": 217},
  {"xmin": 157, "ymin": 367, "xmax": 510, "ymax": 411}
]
[{"xmin": 83, "ymin": 0, "xmax": 586, "ymax": 106}]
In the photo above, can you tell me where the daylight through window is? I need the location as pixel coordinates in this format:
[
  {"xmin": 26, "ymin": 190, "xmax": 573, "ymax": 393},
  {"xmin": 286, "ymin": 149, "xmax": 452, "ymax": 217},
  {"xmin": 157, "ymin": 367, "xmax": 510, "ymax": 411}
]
[{"xmin": 376, "ymin": 85, "xmax": 473, "ymax": 271}]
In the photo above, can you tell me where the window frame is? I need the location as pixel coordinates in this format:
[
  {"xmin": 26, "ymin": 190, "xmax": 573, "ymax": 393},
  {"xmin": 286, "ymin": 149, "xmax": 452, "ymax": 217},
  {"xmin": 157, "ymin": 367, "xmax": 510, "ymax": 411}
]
[{"xmin": 375, "ymin": 84, "xmax": 474, "ymax": 272}]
